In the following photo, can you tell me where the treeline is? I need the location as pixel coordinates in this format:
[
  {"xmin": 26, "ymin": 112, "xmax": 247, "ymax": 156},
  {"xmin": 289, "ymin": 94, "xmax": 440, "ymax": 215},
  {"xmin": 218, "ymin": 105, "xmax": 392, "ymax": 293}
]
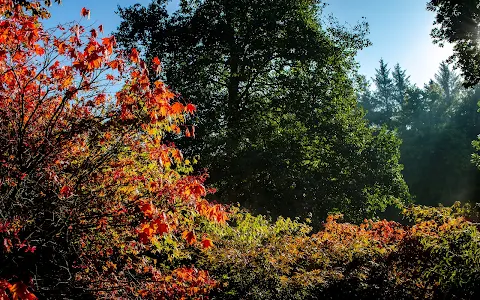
[{"xmin": 359, "ymin": 60, "xmax": 480, "ymax": 206}]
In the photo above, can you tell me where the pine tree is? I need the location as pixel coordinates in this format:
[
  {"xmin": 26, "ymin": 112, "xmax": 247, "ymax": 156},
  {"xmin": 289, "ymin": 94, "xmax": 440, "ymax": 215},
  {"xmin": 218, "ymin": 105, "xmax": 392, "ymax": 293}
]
[{"xmin": 371, "ymin": 59, "xmax": 396, "ymax": 127}]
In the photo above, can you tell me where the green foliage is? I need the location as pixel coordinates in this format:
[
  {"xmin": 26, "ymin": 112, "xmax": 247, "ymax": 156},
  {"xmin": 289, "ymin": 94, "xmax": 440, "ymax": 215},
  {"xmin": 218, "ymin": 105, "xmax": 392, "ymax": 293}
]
[
  {"xmin": 115, "ymin": 0, "xmax": 410, "ymax": 224},
  {"xmin": 360, "ymin": 60, "xmax": 480, "ymax": 207},
  {"xmin": 428, "ymin": 0, "xmax": 480, "ymax": 87}
]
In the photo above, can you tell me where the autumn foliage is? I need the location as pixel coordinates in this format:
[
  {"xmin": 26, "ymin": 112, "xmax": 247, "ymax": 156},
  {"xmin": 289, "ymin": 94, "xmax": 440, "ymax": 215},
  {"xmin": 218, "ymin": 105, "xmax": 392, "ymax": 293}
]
[
  {"xmin": 1, "ymin": 1, "xmax": 480, "ymax": 299},
  {"xmin": 200, "ymin": 204, "xmax": 480, "ymax": 299},
  {"xmin": 0, "ymin": 1, "xmax": 225, "ymax": 298}
]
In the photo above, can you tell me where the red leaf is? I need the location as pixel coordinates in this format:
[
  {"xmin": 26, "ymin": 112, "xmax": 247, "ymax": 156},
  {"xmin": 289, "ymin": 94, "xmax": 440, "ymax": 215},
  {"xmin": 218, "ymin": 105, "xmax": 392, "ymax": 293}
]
[
  {"xmin": 25, "ymin": 245, "xmax": 36, "ymax": 253},
  {"xmin": 80, "ymin": 7, "xmax": 90, "ymax": 19},
  {"xmin": 182, "ymin": 231, "xmax": 196, "ymax": 245},
  {"xmin": 186, "ymin": 103, "xmax": 196, "ymax": 114},
  {"xmin": 3, "ymin": 238, "xmax": 12, "ymax": 253},
  {"xmin": 60, "ymin": 185, "xmax": 73, "ymax": 198},
  {"xmin": 90, "ymin": 28, "xmax": 97, "ymax": 39},
  {"xmin": 0, "ymin": 289, "xmax": 9, "ymax": 300},
  {"xmin": 140, "ymin": 202, "xmax": 155, "ymax": 218},
  {"xmin": 201, "ymin": 238, "xmax": 213, "ymax": 249},
  {"xmin": 152, "ymin": 57, "xmax": 162, "ymax": 74},
  {"xmin": 130, "ymin": 48, "xmax": 140, "ymax": 64},
  {"xmin": 152, "ymin": 219, "xmax": 169, "ymax": 235},
  {"xmin": 0, "ymin": 280, "xmax": 11, "ymax": 300}
]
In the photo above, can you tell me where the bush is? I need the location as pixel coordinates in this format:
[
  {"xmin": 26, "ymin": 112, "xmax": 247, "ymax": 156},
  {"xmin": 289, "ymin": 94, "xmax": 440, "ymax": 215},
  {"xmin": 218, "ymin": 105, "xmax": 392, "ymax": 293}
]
[{"xmin": 200, "ymin": 203, "xmax": 480, "ymax": 299}]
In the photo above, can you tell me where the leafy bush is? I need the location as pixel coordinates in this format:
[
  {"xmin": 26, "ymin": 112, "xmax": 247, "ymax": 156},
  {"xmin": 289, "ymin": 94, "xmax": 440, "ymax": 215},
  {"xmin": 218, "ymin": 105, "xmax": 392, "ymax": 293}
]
[{"xmin": 200, "ymin": 203, "xmax": 480, "ymax": 299}]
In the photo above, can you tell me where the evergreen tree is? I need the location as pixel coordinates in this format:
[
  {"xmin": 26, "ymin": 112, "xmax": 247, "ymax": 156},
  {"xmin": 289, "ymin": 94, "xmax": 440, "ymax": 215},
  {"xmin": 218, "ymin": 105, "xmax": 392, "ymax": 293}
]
[
  {"xmin": 433, "ymin": 61, "xmax": 462, "ymax": 120},
  {"xmin": 368, "ymin": 59, "xmax": 396, "ymax": 127},
  {"xmin": 392, "ymin": 64, "xmax": 410, "ymax": 111}
]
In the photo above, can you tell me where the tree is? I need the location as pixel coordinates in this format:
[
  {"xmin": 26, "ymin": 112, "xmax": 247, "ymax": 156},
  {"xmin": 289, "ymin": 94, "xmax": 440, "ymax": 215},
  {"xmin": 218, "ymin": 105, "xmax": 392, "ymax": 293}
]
[
  {"xmin": 0, "ymin": 2, "xmax": 225, "ymax": 298},
  {"xmin": 116, "ymin": 0, "xmax": 409, "ymax": 224},
  {"xmin": 361, "ymin": 60, "xmax": 409, "ymax": 128},
  {"xmin": 428, "ymin": 0, "xmax": 480, "ymax": 87},
  {"xmin": 359, "ymin": 60, "xmax": 480, "ymax": 207},
  {"xmin": 392, "ymin": 63, "xmax": 410, "ymax": 113},
  {"xmin": 397, "ymin": 62, "xmax": 479, "ymax": 206},
  {"xmin": 434, "ymin": 61, "xmax": 462, "ymax": 118},
  {"xmin": 371, "ymin": 59, "xmax": 397, "ymax": 127}
]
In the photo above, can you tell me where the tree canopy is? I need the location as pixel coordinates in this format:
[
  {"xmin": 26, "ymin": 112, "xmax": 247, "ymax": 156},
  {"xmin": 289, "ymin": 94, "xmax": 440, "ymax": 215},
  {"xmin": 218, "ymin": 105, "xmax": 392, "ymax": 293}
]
[
  {"xmin": 115, "ymin": 0, "xmax": 410, "ymax": 224},
  {"xmin": 428, "ymin": 0, "xmax": 480, "ymax": 87}
]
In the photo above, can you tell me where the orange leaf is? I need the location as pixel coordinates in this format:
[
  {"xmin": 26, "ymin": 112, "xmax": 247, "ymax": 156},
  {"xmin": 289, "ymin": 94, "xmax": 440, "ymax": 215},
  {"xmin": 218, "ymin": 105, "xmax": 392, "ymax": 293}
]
[
  {"xmin": 9, "ymin": 282, "xmax": 37, "ymax": 300},
  {"xmin": 130, "ymin": 48, "xmax": 140, "ymax": 64},
  {"xmin": 182, "ymin": 231, "xmax": 196, "ymax": 245},
  {"xmin": 34, "ymin": 44, "xmax": 45, "ymax": 55},
  {"xmin": 94, "ymin": 93, "xmax": 106, "ymax": 105},
  {"xmin": 201, "ymin": 238, "xmax": 213, "ymax": 249},
  {"xmin": 60, "ymin": 185, "xmax": 73, "ymax": 198},
  {"xmin": 102, "ymin": 37, "xmax": 116, "ymax": 54},
  {"xmin": 171, "ymin": 102, "xmax": 184, "ymax": 114}
]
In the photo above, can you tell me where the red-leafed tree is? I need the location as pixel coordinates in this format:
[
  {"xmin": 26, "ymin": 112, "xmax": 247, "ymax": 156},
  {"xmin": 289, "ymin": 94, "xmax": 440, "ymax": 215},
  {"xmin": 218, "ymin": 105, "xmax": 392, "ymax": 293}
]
[{"xmin": 0, "ymin": 1, "xmax": 226, "ymax": 298}]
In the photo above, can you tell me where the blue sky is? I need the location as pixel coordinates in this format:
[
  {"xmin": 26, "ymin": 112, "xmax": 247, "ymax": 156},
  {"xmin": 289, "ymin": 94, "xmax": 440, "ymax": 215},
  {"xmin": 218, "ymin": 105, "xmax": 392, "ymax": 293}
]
[
  {"xmin": 325, "ymin": 0, "xmax": 453, "ymax": 87},
  {"xmin": 44, "ymin": 0, "xmax": 452, "ymax": 87}
]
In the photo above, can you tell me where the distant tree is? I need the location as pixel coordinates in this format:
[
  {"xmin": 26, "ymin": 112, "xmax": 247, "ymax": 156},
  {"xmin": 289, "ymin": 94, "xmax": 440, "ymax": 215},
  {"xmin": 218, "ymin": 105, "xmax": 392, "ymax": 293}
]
[
  {"xmin": 434, "ymin": 61, "xmax": 462, "ymax": 116},
  {"xmin": 361, "ymin": 59, "xmax": 480, "ymax": 207},
  {"xmin": 367, "ymin": 59, "xmax": 397, "ymax": 127},
  {"xmin": 392, "ymin": 64, "xmax": 410, "ymax": 109}
]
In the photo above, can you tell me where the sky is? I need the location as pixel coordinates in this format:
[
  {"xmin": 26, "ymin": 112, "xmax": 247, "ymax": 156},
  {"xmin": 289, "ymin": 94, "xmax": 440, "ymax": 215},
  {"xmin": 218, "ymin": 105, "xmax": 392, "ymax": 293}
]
[
  {"xmin": 44, "ymin": 0, "xmax": 453, "ymax": 87},
  {"xmin": 324, "ymin": 0, "xmax": 453, "ymax": 87}
]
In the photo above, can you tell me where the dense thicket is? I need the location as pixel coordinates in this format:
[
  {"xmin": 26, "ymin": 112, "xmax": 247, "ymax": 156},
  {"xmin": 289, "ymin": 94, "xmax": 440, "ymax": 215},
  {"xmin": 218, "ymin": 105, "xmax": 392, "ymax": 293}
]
[
  {"xmin": 360, "ymin": 60, "xmax": 480, "ymax": 206},
  {"xmin": 115, "ymin": 0, "xmax": 410, "ymax": 224}
]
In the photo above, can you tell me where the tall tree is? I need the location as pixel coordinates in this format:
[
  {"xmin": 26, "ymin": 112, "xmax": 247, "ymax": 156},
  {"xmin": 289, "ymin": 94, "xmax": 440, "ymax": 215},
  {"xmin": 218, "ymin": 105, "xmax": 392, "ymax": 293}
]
[
  {"xmin": 392, "ymin": 64, "xmax": 410, "ymax": 109},
  {"xmin": 367, "ymin": 59, "xmax": 397, "ymax": 127},
  {"xmin": 434, "ymin": 61, "xmax": 462, "ymax": 118},
  {"xmin": 116, "ymin": 0, "xmax": 410, "ymax": 223}
]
